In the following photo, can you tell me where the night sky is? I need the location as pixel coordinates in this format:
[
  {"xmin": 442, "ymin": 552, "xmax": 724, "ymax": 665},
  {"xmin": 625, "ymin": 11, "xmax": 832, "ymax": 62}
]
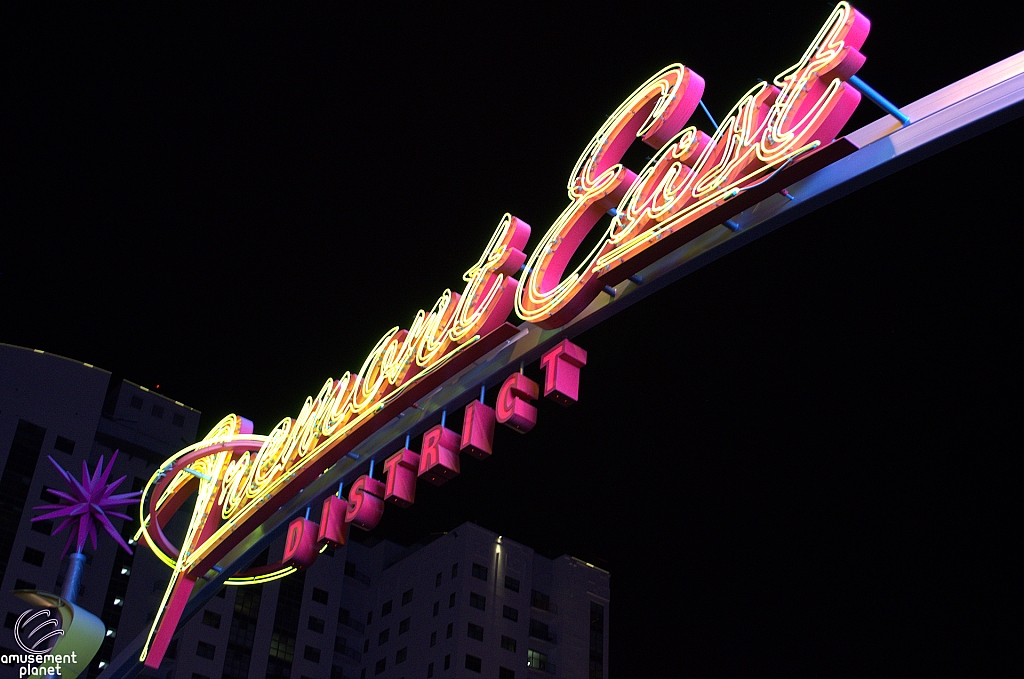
[{"xmin": 4, "ymin": 4, "xmax": 1021, "ymax": 675}]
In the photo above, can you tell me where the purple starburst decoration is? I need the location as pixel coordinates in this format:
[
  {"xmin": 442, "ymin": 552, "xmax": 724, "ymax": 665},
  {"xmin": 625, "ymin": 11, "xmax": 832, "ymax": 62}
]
[{"xmin": 32, "ymin": 451, "xmax": 142, "ymax": 558}]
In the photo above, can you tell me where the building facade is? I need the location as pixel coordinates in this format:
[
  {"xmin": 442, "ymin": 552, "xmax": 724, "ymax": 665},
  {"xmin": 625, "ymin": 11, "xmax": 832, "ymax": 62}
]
[
  {"xmin": 128, "ymin": 522, "xmax": 609, "ymax": 679},
  {"xmin": 0, "ymin": 344, "xmax": 202, "ymax": 678}
]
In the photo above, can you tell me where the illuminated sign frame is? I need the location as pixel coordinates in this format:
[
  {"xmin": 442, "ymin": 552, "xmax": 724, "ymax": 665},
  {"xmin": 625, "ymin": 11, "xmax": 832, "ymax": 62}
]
[{"xmin": 107, "ymin": 4, "xmax": 1024, "ymax": 672}]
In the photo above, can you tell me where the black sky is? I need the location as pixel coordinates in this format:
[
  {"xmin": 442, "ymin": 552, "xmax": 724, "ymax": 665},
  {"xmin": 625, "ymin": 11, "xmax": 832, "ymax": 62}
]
[{"xmin": 4, "ymin": 4, "xmax": 1021, "ymax": 675}]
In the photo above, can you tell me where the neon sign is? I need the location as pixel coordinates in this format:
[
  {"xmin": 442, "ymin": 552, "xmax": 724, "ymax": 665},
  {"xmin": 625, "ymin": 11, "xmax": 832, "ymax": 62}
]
[{"xmin": 139, "ymin": 3, "xmax": 870, "ymax": 667}]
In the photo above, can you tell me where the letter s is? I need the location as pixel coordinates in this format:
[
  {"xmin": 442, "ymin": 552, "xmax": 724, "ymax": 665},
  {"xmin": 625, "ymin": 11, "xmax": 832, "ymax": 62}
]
[{"xmin": 515, "ymin": 65, "xmax": 704, "ymax": 329}]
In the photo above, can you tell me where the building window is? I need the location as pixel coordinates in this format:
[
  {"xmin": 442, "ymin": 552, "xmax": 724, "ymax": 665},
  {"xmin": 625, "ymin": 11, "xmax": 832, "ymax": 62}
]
[
  {"xmin": 201, "ymin": 610, "xmax": 221, "ymax": 629},
  {"xmin": 382, "ymin": 600, "xmax": 392, "ymax": 616},
  {"xmin": 427, "ymin": 662, "xmax": 434, "ymax": 678},
  {"xmin": 401, "ymin": 588, "xmax": 414, "ymax": 605},
  {"xmin": 54, "ymin": 436, "xmax": 75, "ymax": 454},
  {"xmin": 435, "ymin": 572, "xmax": 442, "ymax": 587},
  {"xmin": 191, "ymin": 674, "xmax": 209, "ymax": 679},
  {"xmin": 531, "ymin": 590, "xmax": 552, "ymax": 612},
  {"xmin": 501, "ymin": 635, "xmax": 516, "ymax": 652},
  {"xmin": 309, "ymin": 616, "xmax": 325, "ymax": 633},
  {"xmin": 15, "ymin": 579, "xmax": 35, "ymax": 590},
  {"xmin": 396, "ymin": 647, "xmax": 407, "ymax": 664},
  {"xmin": 467, "ymin": 622, "xmax": 484, "ymax": 641},
  {"xmin": 151, "ymin": 404, "xmax": 164, "ymax": 419},
  {"xmin": 529, "ymin": 618, "xmax": 553, "ymax": 641},
  {"xmin": 433, "ymin": 601, "xmax": 439, "ymax": 617},
  {"xmin": 465, "ymin": 654, "xmax": 482, "ymax": 673},
  {"xmin": 444, "ymin": 655, "xmax": 450, "ymax": 670},
  {"xmin": 430, "ymin": 631, "xmax": 437, "ymax": 647},
  {"xmin": 22, "ymin": 547, "xmax": 44, "ymax": 567},
  {"xmin": 374, "ymin": 658, "xmax": 386, "ymax": 675},
  {"xmin": 363, "ymin": 639, "xmax": 369, "ymax": 653},
  {"xmin": 399, "ymin": 617, "xmax": 410, "ymax": 635},
  {"xmin": 471, "ymin": 562, "xmax": 488, "ymax": 581},
  {"xmin": 469, "ymin": 593, "xmax": 485, "ymax": 611},
  {"xmin": 451, "ymin": 563, "xmax": 458, "ymax": 579},
  {"xmin": 499, "ymin": 668, "xmax": 515, "ymax": 679},
  {"xmin": 304, "ymin": 645, "xmax": 321, "ymax": 663},
  {"xmin": 527, "ymin": 649, "xmax": 548, "ymax": 671},
  {"xmin": 196, "ymin": 641, "xmax": 215, "ymax": 659},
  {"xmin": 4, "ymin": 612, "xmax": 18, "ymax": 629},
  {"xmin": 502, "ymin": 605, "xmax": 518, "ymax": 622},
  {"xmin": 504, "ymin": 575, "xmax": 520, "ymax": 593},
  {"xmin": 172, "ymin": 413, "xmax": 185, "ymax": 427},
  {"xmin": 129, "ymin": 395, "xmax": 143, "ymax": 409},
  {"xmin": 312, "ymin": 587, "xmax": 329, "ymax": 604},
  {"xmin": 378, "ymin": 628, "xmax": 390, "ymax": 645},
  {"xmin": 446, "ymin": 623, "xmax": 453, "ymax": 639}
]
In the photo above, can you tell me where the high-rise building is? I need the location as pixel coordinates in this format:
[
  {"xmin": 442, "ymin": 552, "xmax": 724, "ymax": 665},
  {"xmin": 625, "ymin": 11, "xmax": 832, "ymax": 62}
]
[
  {"xmin": 126, "ymin": 521, "xmax": 609, "ymax": 679},
  {"xmin": 0, "ymin": 343, "xmax": 202, "ymax": 677}
]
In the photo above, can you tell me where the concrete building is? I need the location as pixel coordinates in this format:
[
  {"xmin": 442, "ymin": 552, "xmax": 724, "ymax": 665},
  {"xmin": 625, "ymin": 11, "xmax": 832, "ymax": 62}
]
[
  {"xmin": 0, "ymin": 344, "xmax": 202, "ymax": 678},
  {"xmin": 128, "ymin": 522, "xmax": 609, "ymax": 679}
]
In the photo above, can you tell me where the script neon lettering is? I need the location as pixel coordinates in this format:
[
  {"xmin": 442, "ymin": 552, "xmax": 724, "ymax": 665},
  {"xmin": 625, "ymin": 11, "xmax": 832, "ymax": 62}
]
[
  {"xmin": 594, "ymin": 3, "xmax": 868, "ymax": 274},
  {"xmin": 515, "ymin": 65, "xmax": 704, "ymax": 329},
  {"xmin": 517, "ymin": 2, "xmax": 869, "ymax": 326},
  {"xmin": 140, "ymin": 5, "xmax": 869, "ymax": 668},
  {"xmin": 141, "ymin": 215, "xmax": 527, "ymax": 668}
]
